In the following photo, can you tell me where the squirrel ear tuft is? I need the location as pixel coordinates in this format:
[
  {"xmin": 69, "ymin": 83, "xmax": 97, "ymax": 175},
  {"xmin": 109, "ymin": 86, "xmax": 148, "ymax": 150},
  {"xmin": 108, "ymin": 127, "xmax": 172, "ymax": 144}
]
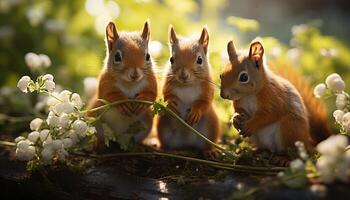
[
  {"xmin": 106, "ymin": 22, "xmax": 119, "ymax": 51},
  {"xmin": 227, "ymin": 40, "xmax": 237, "ymax": 61},
  {"xmin": 141, "ymin": 20, "xmax": 150, "ymax": 41},
  {"xmin": 169, "ymin": 25, "xmax": 178, "ymax": 45},
  {"xmin": 249, "ymin": 37, "xmax": 264, "ymax": 62},
  {"xmin": 199, "ymin": 26, "xmax": 209, "ymax": 54}
]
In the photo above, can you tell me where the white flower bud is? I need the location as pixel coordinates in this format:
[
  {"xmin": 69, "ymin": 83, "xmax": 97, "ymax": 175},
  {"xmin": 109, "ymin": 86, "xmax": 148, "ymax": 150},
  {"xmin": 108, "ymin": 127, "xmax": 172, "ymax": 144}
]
[
  {"xmin": 17, "ymin": 76, "xmax": 31, "ymax": 93},
  {"xmin": 313, "ymin": 83, "xmax": 326, "ymax": 98},
  {"xmin": 325, "ymin": 73, "xmax": 345, "ymax": 93},
  {"xmin": 316, "ymin": 135, "xmax": 348, "ymax": 156},
  {"xmin": 58, "ymin": 90, "xmax": 72, "ymax": 102},
  {"xmin": 24, "ymin": 52, "xmax": 41, "ymax": 70},
  {"xmin": 336, "ymin": 94, "xmax": 348, "ymax": 110},
  {"xmin": 47, "ymin": 111, "xmax": 59, "ymax": 127},
  {"xmin": 52, "ymin": 139, "xmax": 63, "ymax": 150},
  {"xmin": 39, "ymin": 129, "xmax": 50, "ymax": 141},
  {"xmin": 71, "ymin": 93, "xmax": 83, "ymax": 109},
  {"xmin": 72, "ymin": 120, "xmax": 88, "ymax": 136},
  {"xmin": 333, "ymin": 110, "xmax": 345, "ymax": 123},
  {"xmin": 17, "ymin": 139, "xmax": 31, "ymax": 150},
  {"xmin": 59, "ymin": 113, "xmax": 70, "ymax": 128},
  {"xmin": 42, "ymin": 74, "xmax": 54, "ymax": 81},
  {"xmin": 53, "ymin": 102, "xmax": 75, "ymax": 115},
  {"xmin": 62, "ymin": 138, "xmax": 73, "ymax": 148},
  {"xmin": 16, "ymin": 146, "xmax": 35, "ymax": 161},
  {"xmin": 15, "ymin": 136, "xmax": 26, "ymax": 143},
  {"xmin": 83, "ymin": 77, "xmax": 98, "ymax": 98},
  {"xmin": 26, "ymin": 146, "xmax": 36, "ymax": 160},
  {"xmin": 28, "ymin": 131, "xmax": 40, "ymax": 142},
  {"xmin": 30, "ymin": 118, "xmax": 43, "ymax": 131},
  {"xmin": 44, "ymin": 80, "xmax": 55, "ymax": 92},
  {"xmin": 38, "ymin": 54, "xmax": 51, "ymax": 68},
  {"xmin": 290, "ymin": 159, "xmax": 304, "ymax": 172},
  {"xmin": 41, "ymin": 147, "xmax": 54, "ymax": 162}
]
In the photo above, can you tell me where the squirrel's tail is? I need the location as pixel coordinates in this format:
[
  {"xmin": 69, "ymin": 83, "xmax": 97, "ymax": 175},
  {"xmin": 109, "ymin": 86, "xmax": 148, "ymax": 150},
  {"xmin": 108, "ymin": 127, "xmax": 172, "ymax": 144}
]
[{"xmin": 270, "ymin": 61, "xmax": 332, "ymax": 145}]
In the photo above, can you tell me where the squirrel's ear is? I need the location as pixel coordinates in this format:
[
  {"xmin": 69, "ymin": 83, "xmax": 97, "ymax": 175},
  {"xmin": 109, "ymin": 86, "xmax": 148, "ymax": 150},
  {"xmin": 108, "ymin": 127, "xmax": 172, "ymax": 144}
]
[
  {"xmin": 169, "ymin": 25, "xmax": 178, "ymax": 45},
  {"xmin": 249, "ymin": 38, "xmax": 264, "ymax": 64},
  {"xmin": 141, "ymin": 20, "xmax": 150, "ymax": 42},
  {"xmin": 106, "ymin": 22, "xmax": 119, "ymax": 51},
  {"xmin": 227, "ymin": 40, "xmax": 237, "ymax": 61},
  {"xmin": 199, "ymin": 26, "xmax": 209, "ymax": 54}
]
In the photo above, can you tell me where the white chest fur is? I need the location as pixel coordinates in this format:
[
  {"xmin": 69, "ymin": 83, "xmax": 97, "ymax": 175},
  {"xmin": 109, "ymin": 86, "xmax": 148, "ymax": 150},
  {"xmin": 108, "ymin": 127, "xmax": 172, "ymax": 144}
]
[
  {"xmin": 116, "ymin": 78, "xmax": 148, "ymax": 98},
  {"xmin": 238, "ymin": 95, "xmax": 258, "ymax": 116},
  {"xmin": 173, "ymin": 84, "xmax": 201, "ymax": 116}
]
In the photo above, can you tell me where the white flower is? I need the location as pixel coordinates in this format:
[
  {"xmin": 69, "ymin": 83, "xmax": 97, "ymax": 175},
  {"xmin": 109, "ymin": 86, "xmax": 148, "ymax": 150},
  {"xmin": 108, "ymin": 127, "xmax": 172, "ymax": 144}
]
[
  {"xmin": 38, "ymin": 54, "xmax": 51, "ymax": 68},
  {"xmin": 24, "ymin": 52, "xmax": 41, "ymax": 70},
  {"xmin": 333, "ymin": 110, "xmax": 345, "ymax": 123},
  {"xmin": 58, "ymin": 90, "xmax": 72, "ymax": 102},
  {"xmin": 17, "ymin": 139, "xmax": 31, "ymax": 150},
  {"xmin": 68, "ymin": 131, "xmax": 79, "ymax": 144},
  {"xmin": 52, "ymin": 139, "xmax": 63, "ymax": 150},
  {"xmin": 42, "ymin": 74, "xmax": 54, "ymax": 81},
  {"xmin": 62, "ymin": 138, "xmax": 73, "ymax": 148},
  {"xmin": 47, "ymin": 111, "xmax": 59, "ymax": 127},
  {"xmin": 30, "ymin": 118, "xmax": 43, "ymax": 131},
  {"xmin": 316, "ymin": 135, "xmax": 348, "ymax": 156},
  {"xmin": 149, "ymin": 40, "xmax": 163, "ymax": 57},
  {"xmin": 72, "ymin": 120, "xmax": 88, "ymax": 136},
  {"xmin": 41, "ymin": 147, "xmax": 54, "ymax": 162},
  {"xmin": 313, "ymin": 83, "xmax": 326, "ymax": 98},
  {"xmin": 59, "ymin": 113, "xmax": 70, "ymax": 128},
  {"xmin": 42, "ymin": 135, "xmax": 53, "ymax": 149},
  {"xmin": 44, "ymin": 80, "xmax": 55, "ymax": 92},
  {"xmin": 343, "ymin": 112, "xmax": 350, "ymax": 132},
  {"xmin": 83, "ymin": 77, "xmax": 98, "ymax": 97},
  {"xmin": 316, "ymin": 156, "xmax": 335, "ymax": 183},
  {"xmin": 88, "ymin": 126, "xmax": 97, "ymax": 134},
  {"xmin": 325, "ymin": 73, "xmax": 345, "ymax": 92},
  {"xmin": 71, "ymin": 93, "xmax": 83, "ymax": 109},
  {"xmin": 57, "ymin": 148, "xmax": 68, "ymax": 161},
  {"xmin": 290, "ymin": 159, "xmax": 305, "ymax": 172},
  {"xmin": 17, "ymin": 76, "xmax": 31, "ymax": 93},
  {"xmin": 26, "ymin": 7, "xmax": 45, "ymax": 26},
  {"xmin": 336, "ymin": 93, "xmax": 348, "ymax": 110},
  {"xmin": 14, "ymin": 136, "xmax": 25, "ymax": 143},
  {"xmin": 16, "ymin": 145, "xmax": 36, "ymax": 161},
  {"xmin": 39, "ymin": 129, "xmax": 49, "ymax": 141},
  {"xmin": 28, "ymin": 131, "xmax": 40, "ymax": 142},
  {"xmin": 53, "ymin": 102, "xmax": 75, "ymax": 115}
]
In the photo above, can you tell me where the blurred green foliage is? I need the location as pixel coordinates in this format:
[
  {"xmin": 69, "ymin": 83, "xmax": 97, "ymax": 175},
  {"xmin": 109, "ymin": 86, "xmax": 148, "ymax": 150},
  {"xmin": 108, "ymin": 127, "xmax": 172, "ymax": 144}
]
[{"xmin": 0, "ymin": 0, "xmax": 349, "ymax": 135}]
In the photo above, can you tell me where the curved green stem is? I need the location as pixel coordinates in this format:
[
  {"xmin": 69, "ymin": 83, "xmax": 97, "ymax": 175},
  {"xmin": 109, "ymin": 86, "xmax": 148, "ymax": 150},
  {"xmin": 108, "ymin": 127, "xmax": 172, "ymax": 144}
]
[{"xmin": 0, "ymin": 141, "xmax": 16, "ymax": 147}]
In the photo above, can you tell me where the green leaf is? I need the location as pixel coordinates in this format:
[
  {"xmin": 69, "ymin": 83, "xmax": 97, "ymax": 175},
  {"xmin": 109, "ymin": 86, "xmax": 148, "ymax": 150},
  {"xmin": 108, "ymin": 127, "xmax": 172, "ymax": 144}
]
[{"xmin": 152, "ymin": 99, "xmax": 168, "ymax": 115}]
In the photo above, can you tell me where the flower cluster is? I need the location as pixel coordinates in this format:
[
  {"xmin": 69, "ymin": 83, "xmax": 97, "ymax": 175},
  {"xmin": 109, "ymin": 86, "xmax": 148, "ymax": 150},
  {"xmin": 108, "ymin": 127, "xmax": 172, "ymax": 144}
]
[
  {"xmin": 314, "ymin": 73, "xmax": 350, "ymax": 134},
  {"xmin": 316, "ymin": 135, "xmax": 350, "ymax": 183},
  {"xmin": 15, "ymin": 75, "xmax": 96, "ymax": 165}
]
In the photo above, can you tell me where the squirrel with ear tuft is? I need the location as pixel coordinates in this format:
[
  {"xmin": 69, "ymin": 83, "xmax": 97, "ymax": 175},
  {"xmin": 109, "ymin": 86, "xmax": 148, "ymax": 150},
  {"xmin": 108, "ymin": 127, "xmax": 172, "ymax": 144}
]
[
  {"xmin": 87, "ymin": 20, "xmax": 158, "ymax": 148},
  {"xmin": 157, "ymin": 26, "xmax": 220, "ymax": 158},
  {"xmin": 220, "ymin": 38, "xmax": 331, "ymax": 161}
]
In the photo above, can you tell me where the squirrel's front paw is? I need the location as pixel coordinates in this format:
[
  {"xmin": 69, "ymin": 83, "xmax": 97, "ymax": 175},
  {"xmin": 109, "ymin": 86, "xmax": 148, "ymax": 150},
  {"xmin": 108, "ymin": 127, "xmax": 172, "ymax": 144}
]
[
  {"xmin": 240, "ymin": 124, "xmax": 253, "ymax": 137},
  {"xmin": 185, "ymin": 108, "xmax": 202, "ymax": 126},
  {"xmin": 231, "ymin": 112, "xmax": 249, "ymax": 131}
]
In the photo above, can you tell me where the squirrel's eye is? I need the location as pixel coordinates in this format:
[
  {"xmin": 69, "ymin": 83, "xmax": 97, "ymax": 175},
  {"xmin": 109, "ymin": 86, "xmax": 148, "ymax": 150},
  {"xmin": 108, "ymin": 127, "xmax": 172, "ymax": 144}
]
[
  {"xmin": 197, "ymin": 56, "xmax": 203, "ymax": 65},
  {"xmin": 114, "ymin": 52, "xmax": 122, "ymax": 63},
  {"xmin": 146, "ymin": 53, "xmax": 150, "ymax": 61},
  {"xmin": 170, "ymin": 56, "xmax": 174, "ymax": 64},
  {"xmin": 238, "ymin": 71, "xmax": 249, "ymax": 83}
]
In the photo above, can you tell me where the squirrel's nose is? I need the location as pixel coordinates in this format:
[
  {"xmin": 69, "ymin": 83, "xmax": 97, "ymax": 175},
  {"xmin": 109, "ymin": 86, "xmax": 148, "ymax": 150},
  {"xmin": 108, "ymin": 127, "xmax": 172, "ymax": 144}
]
[
  {"xmin": 130, "ymin": 70, "xmax": 139, "ymax": 81},
  {"xmin": 179, "ymin": 72, "xmax": 189, "ymax": 81}
]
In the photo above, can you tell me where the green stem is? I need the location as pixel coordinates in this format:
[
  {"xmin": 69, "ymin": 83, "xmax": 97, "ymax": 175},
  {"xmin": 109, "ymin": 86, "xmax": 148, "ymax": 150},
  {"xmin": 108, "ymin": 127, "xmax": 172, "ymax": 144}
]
[
  {"xmin": 81, "ymin": 99, "xmax": 236, "ymax": 157},
  {"xmin": 74, "ymin": 151, "xmax": 284, "ymax": 173},
  {"xmin": 0, "ymin": 141, "xmax": 16, "ymax": 147}
]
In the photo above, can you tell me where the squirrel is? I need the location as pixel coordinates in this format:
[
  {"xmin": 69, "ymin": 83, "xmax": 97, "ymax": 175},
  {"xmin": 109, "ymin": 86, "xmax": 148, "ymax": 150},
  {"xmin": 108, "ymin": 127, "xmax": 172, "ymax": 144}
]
[
  {"xmin": 219, "ymin": 38, "xmax": 331, "ymax": 153},
  {"xmin": 87, "ymin": 21, "xmax": 158, "ymax": 147},
  {"xmin": 157, "ymin": 26, "xmax": 220, "ymax": 157}
]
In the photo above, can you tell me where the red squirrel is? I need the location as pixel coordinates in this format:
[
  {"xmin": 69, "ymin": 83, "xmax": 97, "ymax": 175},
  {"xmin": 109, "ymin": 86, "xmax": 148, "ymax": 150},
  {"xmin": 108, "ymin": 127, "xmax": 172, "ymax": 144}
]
[
  {"xmin": 219, "ymin": 38, "xmax": 331, "ymax": 152},
  {"xmin": 157, "ymin": 26, "xmax": 220, "ymax": 156},
  {"xmin": 87, "ymin": 21, "xmax": 158, "ymax": 147}
]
